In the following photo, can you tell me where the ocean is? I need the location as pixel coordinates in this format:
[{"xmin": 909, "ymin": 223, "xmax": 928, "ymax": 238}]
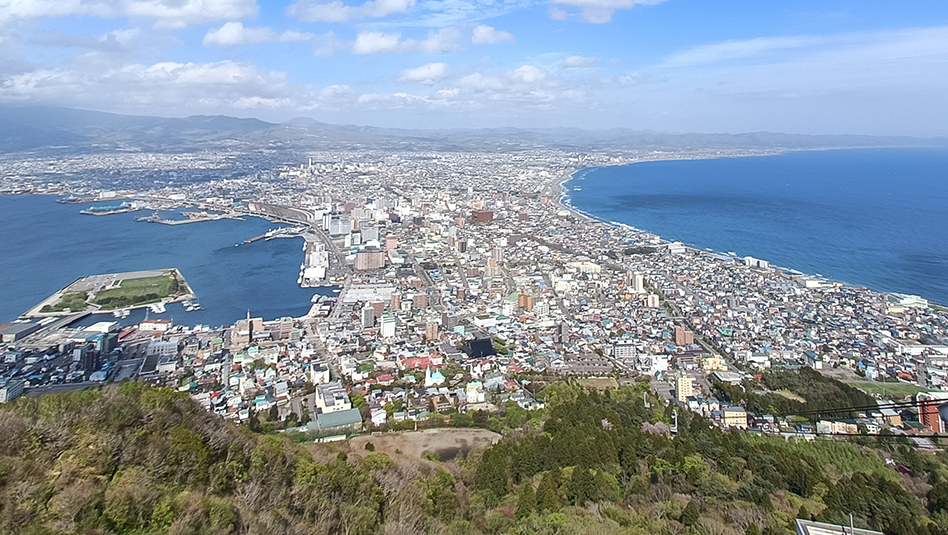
[
  {"xmin": 566, "ymin": 148, "xmax": 948, "ymax": 305},
  {"xmin": 0, "ymin": 195, "xmax": 334, "ymax": 326}
]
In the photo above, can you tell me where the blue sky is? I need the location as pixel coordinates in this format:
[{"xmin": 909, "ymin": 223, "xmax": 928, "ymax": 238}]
[{"xmin": 1, "ymin": 0, "xmax": 947, "ymax": 135}]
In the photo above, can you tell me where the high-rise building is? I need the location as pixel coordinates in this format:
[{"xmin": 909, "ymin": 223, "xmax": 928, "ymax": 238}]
[
  {"xmin": 380, "ymin": 314, "xmax": 396, "ymax": 338},
  {"xmin": 631, "ymin": 272, "xmax": 645, "ymax": 293},
  {"xmin": 361, "ymin": 306, "xmax": 375, "ymax": 329},
  {"xmin": 918, "ymin": 392, "xmax": 948, "ymax": 433},
  {"xmin": 491, "ymin": 246, "xmax": 504, "ymax": 264},
  {"xmin": 355, "ymin": 250, "xmax": 385, "ymax": 271},
  {"xmin": 647, "ymin": 294, "xmax": 661, "ymax": 308},
  {"xmin": 441, "ymin": 313, "xmax": 458, "ymax": 330},
  {"xmin": 675, "ymin": 327, "xmax": 694, "ymax": 346},
  {"xmin": 554, "ymin": 323, "xmax": 567, "ymax": 344},
  {"xmin": 676, "ymin": 373, "xmax": 693, "ymax": 402},
  {"xmin": 411, "ymin": 293, "xmax": 429, "ymax": 309},
  {"xmin": 426, "ymin": 322, "xmax": 440, "ymax": 341},
  {"xmin": 370, "ymin": 301, "xmax": 385, "ymax": 318}
]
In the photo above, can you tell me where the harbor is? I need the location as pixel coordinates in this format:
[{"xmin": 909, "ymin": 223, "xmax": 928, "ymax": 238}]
[{"xmin": 0, "ymin": 195, "xmax": 324, "ymax": 326}]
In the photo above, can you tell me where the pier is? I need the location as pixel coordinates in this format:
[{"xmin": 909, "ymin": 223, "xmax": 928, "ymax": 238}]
[{"xmin": 134, "ymin": 212, "xmax": 243, "ymax": 225}]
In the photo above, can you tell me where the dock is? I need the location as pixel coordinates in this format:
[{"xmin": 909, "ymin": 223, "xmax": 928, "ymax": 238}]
[{"xmin": 135, "ymin": 213, "xmax": 242, "ymax": 225}]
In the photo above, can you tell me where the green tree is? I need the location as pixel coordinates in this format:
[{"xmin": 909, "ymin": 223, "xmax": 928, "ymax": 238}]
[
  {"xmin": 680, "ymin": 500, "xmax": 700, "ymax": 527},
  {"xmin": 516, "ymin": 483, "xmax": 536, "ymax": 519},
  {"xmin": 745, "ymin": 524, "xmax": 762, "ymax": 535},
  {"xmin": 536, "ymin": 471, "xmax": 558, "ymax": 512},
  {"xmin": 931, "ymin": 482, "xmax": 948, "ymax": 514},
  {"xmin": 475, "ymin": 446, "xmax": 509, "ymax": 507},
  {"xmin": 568, "ymin": 467, "xmax": 595, "ymax": 506}
]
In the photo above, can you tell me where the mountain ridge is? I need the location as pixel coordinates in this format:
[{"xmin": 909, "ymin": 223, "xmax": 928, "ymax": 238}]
[{"xmin": 2, "ymin": 104, "xmax": 947, "ymax": 154}]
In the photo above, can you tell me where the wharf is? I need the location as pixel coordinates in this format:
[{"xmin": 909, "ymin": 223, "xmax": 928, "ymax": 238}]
[{"xmin": 135, "ymin": 213, "xmax": 242, "ymax": 225}]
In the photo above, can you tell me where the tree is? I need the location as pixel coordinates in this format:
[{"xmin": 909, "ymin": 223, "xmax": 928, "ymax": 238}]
[
  {"xmin": 931, "ymin": 481, "xmax": 948, "ymax": 514},
  {"xmin": 472, "ymin": 410, "xmax": 489, "ymax": 428},
  {"xmin": 568, "ymin": 467, "xmax": 595, "ymax": 506},
  {"xmin": 745, "ymin": 524, "xmax": 761, "ymax": 535},
  {"xmin": 248, "ymin": 409, "xmax": 261, "ymax": 432},
  {"xmin": 680, "ymin": 500, "xmax": 700, "ymax": 527},
  {"xmin": 516, "ymin": 483, "xmax": 536, "ymax": 519},
  {"xmin": 475, "ymin": 447, "xmax": 509, "ymax": 507},
  {"xmin": 536, "ymin": 471, "xmax": 558, "ymax": 512}
]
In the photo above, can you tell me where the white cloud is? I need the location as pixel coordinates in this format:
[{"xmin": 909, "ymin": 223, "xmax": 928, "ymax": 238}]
[
  {"xmin": 561, "ymin": 55, "xmax": 598, "ymax": 68},
  {"xmin": 399, "ymin": 62, "xmax": 447, "ymax": 84},
  {"xmin": 663, "ymin": 36, "xmax": 815, "ymax": 67},
  {"xmin": 0, "ymin": 60, "xmax": 290, "ymax": 113},
  {"xmin": 458, "ymin": 72, "xmax": 504, "ymax": 91},
  {"xmin": 235, "ymin": 96, "xmax": 292, "ymax": 108},
  {"xmin": 510, "ymin": 65, "xmax": 546, "ymax": 83},
  {"xmin": 550, "ymin": 0, "xmax": 666, "ymax": 24},
  {"xmin": 203, "ymin": 22, "xmax": 317, "ymax": 46},
  {"xmin": 31, "ymin": 28, "xmax": 141, "ymax": 51},
  {"xmin": 0, "ymin": 0, "xmax": 259, "ymax": 29},
  {"xmin": 618, "ymin": 72, "xmax": 643, "ymax": 86},
  {"xmin": 549, "ymin": 6, "xmax": 567, "ymax": 20},
  {"xmin": 286, "ymin": 0, "xmax": 414, "ymax": 22},
  {"xmin": 471, "ymin": 25, "xmax": 514, "ymax": 45},
  {"xmin": 351, "ymin": 28, "xmax": 460, "ymax": 54},
  {"xmin": 352, "ymin": 32, "xmax": 402, "ymax": 54}
]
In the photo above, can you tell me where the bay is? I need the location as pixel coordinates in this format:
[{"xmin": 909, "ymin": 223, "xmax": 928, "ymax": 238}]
[
  {"xmin": 0, "ymin": 195, "xmax": 332, "ymax": 326},
  {"xmin": 567, "ymin": 148, "xmax": 948, "ymax": 305}
]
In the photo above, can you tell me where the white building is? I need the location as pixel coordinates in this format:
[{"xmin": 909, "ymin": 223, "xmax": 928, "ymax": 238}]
[
  {"xmin": 315, "ymin": 381, "xmax": 352, "ymax": 414},
  {"xmin": 0, "ymin": 379, "xmax": 24, "ymax": 403},
  {"xmin": 380, "ymin": 314, "xmax": 396, "ymax": 338},
  {"xmin": 465, "ymin": 381, "xmax": 486, "ymax": 404}
]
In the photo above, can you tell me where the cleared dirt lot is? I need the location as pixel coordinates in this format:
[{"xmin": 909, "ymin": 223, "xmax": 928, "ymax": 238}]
[{"xmin": 348, "ymin": 428, "xmax": 501, "ymax": 461}]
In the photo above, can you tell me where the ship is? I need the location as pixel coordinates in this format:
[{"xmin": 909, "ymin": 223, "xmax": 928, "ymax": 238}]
[{"xmin": 80, "ymin": 202, "xmax": 133, "ymax": 215}]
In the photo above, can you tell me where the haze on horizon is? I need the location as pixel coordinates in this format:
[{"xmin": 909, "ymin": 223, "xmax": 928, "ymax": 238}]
[{"xmin": 0, "ymin": 0, "xmax": 946, "ymax": 137}]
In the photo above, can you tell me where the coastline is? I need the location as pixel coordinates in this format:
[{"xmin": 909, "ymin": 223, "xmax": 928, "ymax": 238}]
[
  {"xmin": 551, "ymin": 149, "xmax": 946, "ymax": 307},
  {"xmin": 0, "ymin": 194, "xmax": 320, "ymax": 325}
]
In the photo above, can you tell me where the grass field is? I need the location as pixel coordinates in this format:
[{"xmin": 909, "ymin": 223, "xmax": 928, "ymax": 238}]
[
  {"xmin": 93, "ymin": 272, "xmax": 178, "ymax": 310},
  {"xmin": 851, "ymin": 381, "xmax": 929, "ymax": 397},
  {"xmin": 40, "ymin": 291, "xmax": 88, "ymax": 313}
]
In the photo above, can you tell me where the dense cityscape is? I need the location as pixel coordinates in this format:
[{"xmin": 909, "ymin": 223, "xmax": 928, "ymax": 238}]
[{"xmin": 3, "ymin": 147, "xmax": 947, "ymax": 446}]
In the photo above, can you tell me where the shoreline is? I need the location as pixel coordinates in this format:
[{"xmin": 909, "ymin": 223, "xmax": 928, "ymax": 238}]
[{"xmin": 551, "ymin": 149, "xmax": 946, "ymax": 308}]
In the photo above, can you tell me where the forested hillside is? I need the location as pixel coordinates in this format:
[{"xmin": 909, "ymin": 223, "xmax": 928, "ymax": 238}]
[{"xmin": 1, "ymin": 382, "xmax": 947, "ymax": 535}]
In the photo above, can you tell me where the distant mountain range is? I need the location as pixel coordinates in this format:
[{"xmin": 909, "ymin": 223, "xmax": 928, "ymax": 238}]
[{"xmin": 1, "ymin": 104, "xmax": 946, "ymax": 154}]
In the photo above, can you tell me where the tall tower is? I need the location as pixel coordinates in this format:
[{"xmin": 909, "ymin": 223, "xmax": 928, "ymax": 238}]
[{"xmin": 246, "ymin": 309, "xmax": 253, "ymax": 345}]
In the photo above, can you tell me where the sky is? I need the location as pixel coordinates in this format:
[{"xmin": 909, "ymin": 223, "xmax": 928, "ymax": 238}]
[{"xmin": 0, "ymin": 0, "xmax": 947, "ymax": 135}]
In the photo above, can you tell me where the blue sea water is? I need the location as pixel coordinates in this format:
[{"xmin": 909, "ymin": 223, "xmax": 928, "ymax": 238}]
[
  {"xmin": 567, "ymin": 148, "xmax": 948, "ymax": 305},
  {"xmin": 0, "ymin": 195, "xmax": 333, "ymax": 325}
]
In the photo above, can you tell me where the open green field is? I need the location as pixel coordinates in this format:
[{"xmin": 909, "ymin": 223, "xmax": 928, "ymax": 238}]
[
  {"xmin": 774, "ymin": 389, "xmax": 806, "ymax": 403},
  {"xmin": 40, "ymin": 291, "xmax": 88, "ymax": 313},
  {"xmin": 851, "ymin": 381, "xmax": 929, "ymax": 397},
  {"xmin": 93, "ymin": 272, "xmax": 180, "ymax": 310}
]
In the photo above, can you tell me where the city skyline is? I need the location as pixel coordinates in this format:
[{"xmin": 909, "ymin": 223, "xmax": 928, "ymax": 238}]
[{"xmin": 1, "ymin": 1, "xmax": 947, "ymax": 135}]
